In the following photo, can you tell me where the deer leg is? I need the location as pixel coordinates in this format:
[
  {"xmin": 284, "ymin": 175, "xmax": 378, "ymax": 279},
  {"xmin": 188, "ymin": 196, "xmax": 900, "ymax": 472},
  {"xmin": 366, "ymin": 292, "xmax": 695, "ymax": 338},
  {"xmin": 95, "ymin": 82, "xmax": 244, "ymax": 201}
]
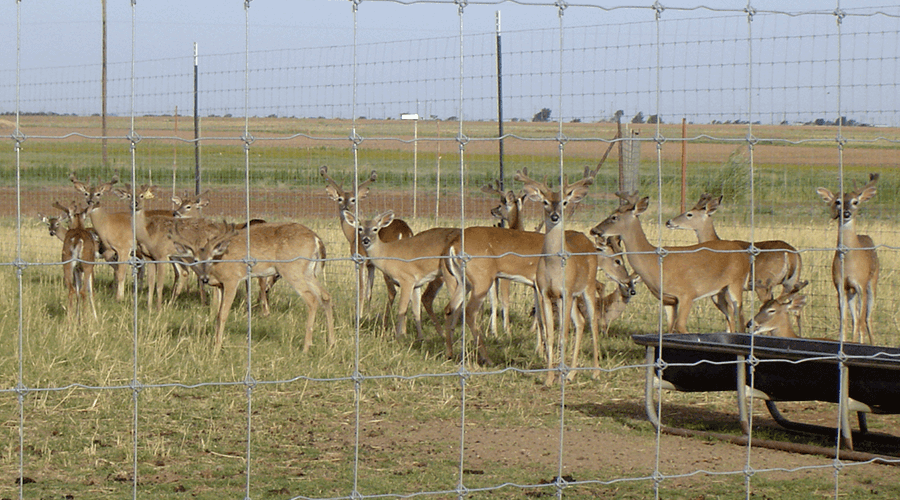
[
  {"xmin": 213, "ymin": 283, "xmax": 239, "ymax": 354},
  {"xmin": 85, "ymin": 264, "xmax": 98, "ymax": 320},
  {"xmin": 538, "ymin": 291, "xmax": 556, "ymax": 386},
  {"xmin": 671, "ymin": 300, "xmax": 693, "ymax": 334},
  {"xmin": 564, "ymin": 296, "xmax": 582, "ymax": 382},
  {"xmin": 364, "ymin": 261, "xmax": 377, "ymax": 313},
  {"xmin": 465, "ymin": 278, "xmax": 495, "ymax": 366},
  {"xmin": 864, "ymin": 280, "xmax": 877, "ymax": 344},
  {"xmin": 381, "ymin": 273, "xmax": 398, "ymax": 330},
  {"xmin": 393, "ymin": 284, "xmax": 415, "ymax": 340},
  {"xmin": 114, "ymin": 256, "xmax": 128, "ymax": 301}
]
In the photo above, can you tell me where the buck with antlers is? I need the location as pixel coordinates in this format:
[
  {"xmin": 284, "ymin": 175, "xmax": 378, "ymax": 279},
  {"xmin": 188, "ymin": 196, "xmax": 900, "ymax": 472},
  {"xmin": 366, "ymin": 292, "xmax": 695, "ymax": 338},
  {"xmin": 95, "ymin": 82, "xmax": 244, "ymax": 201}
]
[
  {"xmin": 53, "ymin": 200, "xmax": 99, "ymax": 321},
  {"xmin": 591, "ymin": 191, "xmax": 751, "ymax": 334},
  {"xmin": 816, "ymin": 173, "xmax": 880, "ymax": 344},
  {"xmin": 513, "ymin": 167, "xmax": 603, "ymax": 384},
  {"xmin": 320, "ymin": 166, "xmax": 414, "ymax": 320},
  {"xmin": 169, "ymin": 219, "xmax": 335, "ymax": 354}
]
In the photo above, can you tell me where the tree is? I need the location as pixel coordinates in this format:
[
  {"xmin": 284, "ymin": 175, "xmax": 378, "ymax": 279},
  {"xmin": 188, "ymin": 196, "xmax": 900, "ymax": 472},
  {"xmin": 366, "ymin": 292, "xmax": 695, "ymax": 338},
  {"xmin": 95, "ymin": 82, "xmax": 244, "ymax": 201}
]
[
  {"xmin": 647, "ymin": 114, "xmax": 662, "ymax": 124},
  {"xmin": 532, "ymin": 108, "xmax": 551, "ymax": 122},
  {"xmin": 631, "ymin": 112, "xmax": 645, "ymax": 124}
]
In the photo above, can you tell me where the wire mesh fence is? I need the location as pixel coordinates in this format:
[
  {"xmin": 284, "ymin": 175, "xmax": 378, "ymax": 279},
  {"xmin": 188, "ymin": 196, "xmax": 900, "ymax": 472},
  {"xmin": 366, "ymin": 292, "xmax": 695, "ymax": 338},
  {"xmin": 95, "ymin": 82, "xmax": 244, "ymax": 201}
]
[{"xmin": 3, "ymin": 1, "xmax": 900, "ymax": 498}]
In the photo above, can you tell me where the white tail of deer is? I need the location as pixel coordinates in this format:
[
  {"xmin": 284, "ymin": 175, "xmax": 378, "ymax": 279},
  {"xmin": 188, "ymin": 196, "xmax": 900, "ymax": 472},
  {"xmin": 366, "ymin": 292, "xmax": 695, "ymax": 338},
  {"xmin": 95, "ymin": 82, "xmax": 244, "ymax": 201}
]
[
  {"xmin": 170, "ymin": 220, "xmax": 334, "ymax": 354},
  {"xmin": 514, "ymin": 167, "xmax": 601, "ymax": 384},
  {"xmin": 816, "ymin": 173, "xmax": 880, "ymax": 344},
  {"xmin": 591, "ymin": 191, "xmax": 751, "ymax": 334}
]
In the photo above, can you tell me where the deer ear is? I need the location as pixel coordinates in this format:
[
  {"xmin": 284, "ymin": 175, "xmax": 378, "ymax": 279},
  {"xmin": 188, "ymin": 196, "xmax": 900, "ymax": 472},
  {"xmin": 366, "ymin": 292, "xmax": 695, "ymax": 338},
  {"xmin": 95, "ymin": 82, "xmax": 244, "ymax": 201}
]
[
  {"xmin": 521, "ymin": 184, "xmax": 544, "ymax": 203},
  {"xmin": 324, "ymin": 184, "xmax": 343, "ymax": 201},
  {"xmin": 342, "ymin": 210, "xmax": 358, "ymax": 228},
  {"xmin": 634, "ymin": 197, "xmax": 650, "ymax": 215},
  {"xmin": 376, "ymin": 211, "xmax": 395, "ymax": 229},
  {"xmin": 171, "ymin": 240, "xmax": 193, "ymax": 258},
  {"xmin": 787, "ymin": 295, "xmax": 807, "ymax": 314},
  {"xmin": 857, "ymin": 185, "xmax": 877, "ymax": 203},
  {"xmin": 705, "ymin": 195, "xmax": 723, "ymax": 214},
  {"xmin": 816, "ymin": 187, "xmax": 835, "ymax": 204},
  {"xmin": 564, "ymin": 185, "xmax": 589, "ymax": 205},
  {"xmin": 212, "ymin": 238, "xmax": 232, "ymax": 258}
]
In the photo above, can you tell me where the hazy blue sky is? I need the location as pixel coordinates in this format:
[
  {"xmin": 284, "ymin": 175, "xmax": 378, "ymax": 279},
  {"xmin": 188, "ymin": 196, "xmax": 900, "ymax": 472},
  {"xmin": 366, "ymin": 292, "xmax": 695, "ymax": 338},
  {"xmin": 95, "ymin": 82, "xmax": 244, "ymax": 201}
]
[{"xmin": 2, "ymin": 1, "xmax": 899, "ymax": 125}]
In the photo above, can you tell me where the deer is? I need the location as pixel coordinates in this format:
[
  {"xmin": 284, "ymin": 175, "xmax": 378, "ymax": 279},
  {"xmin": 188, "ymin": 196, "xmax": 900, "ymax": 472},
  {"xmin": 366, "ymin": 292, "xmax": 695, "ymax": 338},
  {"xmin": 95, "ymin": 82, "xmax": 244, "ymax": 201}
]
[
  {"xmin": 172, "ymin": 190, "xmax": 210, "ymax": 218},
  {"xmin": 170, "ymin": 189, "xmax": 273, "ymax": 309},
  {"xmin": 320, "ymin": 166, "xmax": 414, "ymax": 322},
  {"xmin": 665, "ymin": 193, "xmax": 803, "ymax": 302},
  {"xmin": 53, "ymin": 200, "xmax": 99, "ymax": 321},
  {"xmin": 513, "ymin": 167, "xmax": 602, "ymax": 385},
  {"xmin": 70, "ymin": 172, "xmax": 144, "ymax": 301},
  {"xmin": 591, "ymin": 191, "xmax": 751, "ymax": 335},
  {"xmin": 665, "ymin": 193, "xmax": 804, "ymax": 333},
  {"xmin": 39, "ymin": 213, "xmax": 67, "ymax": 243},
  {"xmin": 595, "ymin": 273, "xmax": 640, "ymax": 337},
  {"xmin": 112, "ymin": 183, "xmax": 203, "ymax": 310},
  {"xmin": 343, "ymin": 210, "xmax": 457, "ymax": 347},
  {"xmin": 479, "ymin": 180, "xmax": 527, "ymax": 337},
  {"xmin": 593, "ymin": 237, "xmax": 641, "ymax": 337},
  {"xmin": 169, "ymin": 219, "xmax": 335, "ymax": 354},
  {"xmin": 746, "ymin": 281, "xmax": 812, "ymax": 338},
  {"xmin": 816, "ymin": 173, "xmax": 880, "ymax": 344},
  {"xmin": 441, "ymin": 226, "xmax": 632, "ymax": 367}
]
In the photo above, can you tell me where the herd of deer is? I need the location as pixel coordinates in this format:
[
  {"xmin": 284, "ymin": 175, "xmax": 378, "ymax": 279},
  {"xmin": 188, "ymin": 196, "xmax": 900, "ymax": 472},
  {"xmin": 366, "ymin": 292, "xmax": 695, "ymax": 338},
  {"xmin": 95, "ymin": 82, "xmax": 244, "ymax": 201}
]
[{"xmin": 39, "ymin": 167, "xmax": 881, "ymax": 383}]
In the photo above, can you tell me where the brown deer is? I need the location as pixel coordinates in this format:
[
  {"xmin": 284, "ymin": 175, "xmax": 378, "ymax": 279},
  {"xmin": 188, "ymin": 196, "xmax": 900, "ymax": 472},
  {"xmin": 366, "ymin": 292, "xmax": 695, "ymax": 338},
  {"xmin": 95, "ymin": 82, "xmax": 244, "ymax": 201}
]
[
  {"xmin": 665, "ymin": 193, "xmax": 803, "ymax": 333},
  {"xmin": 513, "ymin": 168, "xmax": 601, "ymax": 385},
  {"xmin": 343, "ymin": 210, "xmax": 457, "ymax": 346},
  {"xmin": 479, "ymin": 180, "xmax": 527, "ymax": 337},
  {"xmin": 665, "ymin": 193, "xmax": 803, "ymax": 302},
  {"xmin": 320, "ymin": 166, "xmax": 414, "ymax": 321},
  {"xmin": 169, "ymin": 220, "xmax": 334, "ymax": 354},
  {"xmin": 746, "ymin": 281, "xmax": 811, "ymax": 338},
  {"xmin": 591, "ymin": 191, "xmax": 751, "ymax": 334},
  {"xmin": 53, "ymin": 200, "xmax": 98, "ymax": 321},
  {"xmin": 71, "ymin": 173, "xmax": 142, "ymax": 301},
  {"xmin": 816, "ymin": 173, "xmax": 880, "ymax": 343}
]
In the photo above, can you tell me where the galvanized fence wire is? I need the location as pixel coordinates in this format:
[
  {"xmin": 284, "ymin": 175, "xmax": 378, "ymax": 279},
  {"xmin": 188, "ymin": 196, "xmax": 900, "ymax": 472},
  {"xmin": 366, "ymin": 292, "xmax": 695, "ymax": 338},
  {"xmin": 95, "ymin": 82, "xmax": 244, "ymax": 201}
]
[{"xmin": 6, "ymin": 1, "xmax": 900, "ymax": 499}]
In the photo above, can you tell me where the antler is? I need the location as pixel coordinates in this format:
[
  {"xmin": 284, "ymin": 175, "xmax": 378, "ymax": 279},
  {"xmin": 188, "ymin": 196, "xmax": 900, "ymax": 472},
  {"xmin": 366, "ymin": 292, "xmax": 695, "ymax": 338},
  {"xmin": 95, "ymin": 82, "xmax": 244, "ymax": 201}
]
[
  {"xmin": 319, "ymin": 165, "xmax": 342, "ymax": 191},
  {"xmin": 52, "ymin": 200, "xmax": 71, "ymax": 215},
  {"xmin": 513, "ymin": 167, "xmax": 550, "ymax": 195},
  {"xmin": 614, "ymin": 190, "xmax": 643, "ymax": 208},
  {"xmin": 358, "ymin": 170, "xmax": 378, "ymax": 191},
  {"xmin": 481, "ymin": 180, "xmax": 505, "ymax": 196}
]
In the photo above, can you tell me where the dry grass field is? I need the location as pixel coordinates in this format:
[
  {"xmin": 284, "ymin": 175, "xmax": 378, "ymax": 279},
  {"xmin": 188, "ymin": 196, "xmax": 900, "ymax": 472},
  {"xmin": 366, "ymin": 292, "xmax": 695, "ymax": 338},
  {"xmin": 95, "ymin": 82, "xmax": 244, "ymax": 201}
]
[{"xmin": 1, "ymin": 115, "xmax": 899, "ymax": 498}]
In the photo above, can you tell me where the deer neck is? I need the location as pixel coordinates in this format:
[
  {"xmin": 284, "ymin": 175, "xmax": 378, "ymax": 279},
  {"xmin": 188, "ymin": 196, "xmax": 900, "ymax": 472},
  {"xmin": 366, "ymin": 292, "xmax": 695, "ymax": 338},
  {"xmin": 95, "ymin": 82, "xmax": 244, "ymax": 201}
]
[
  {"xmin": 506, "ymin": 205, "xmax": 523, "ymax": 231},
  {"xmin": 615, "ymin": 218, "xmax": 664, "ymax": 292},
  {"xmin": 540, "ymin": 212, "xmax": 568, "ymax": 256},
  {"xmin": 694, "ymin": 221, "xmax": 720, "ymax": 243},
  {"xmin": 836, "ymin": 217, "xmax": 864, "ymax": 249}
]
